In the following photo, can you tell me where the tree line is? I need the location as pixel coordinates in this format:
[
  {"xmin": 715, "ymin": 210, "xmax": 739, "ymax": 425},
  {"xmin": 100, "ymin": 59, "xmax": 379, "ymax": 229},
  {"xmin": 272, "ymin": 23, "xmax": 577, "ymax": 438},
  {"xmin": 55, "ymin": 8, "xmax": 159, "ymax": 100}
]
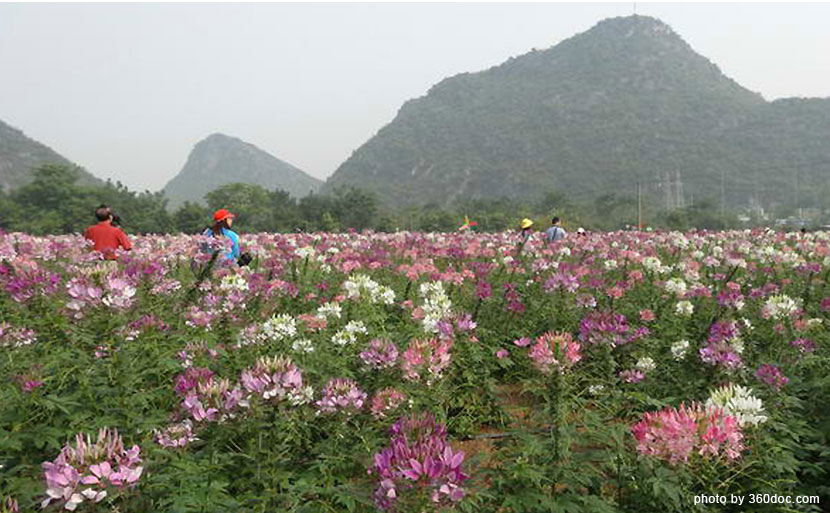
[{"xmin": 0, "ymin": 165, "xmax": 744, "ymax": 236}]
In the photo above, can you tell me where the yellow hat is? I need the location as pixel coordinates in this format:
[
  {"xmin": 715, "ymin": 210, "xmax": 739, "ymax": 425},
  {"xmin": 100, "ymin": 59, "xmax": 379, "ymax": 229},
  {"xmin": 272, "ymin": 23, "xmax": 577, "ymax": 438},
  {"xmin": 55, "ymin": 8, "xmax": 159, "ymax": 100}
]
[{"xmin": 520, "ymin": 218, "xmax": 533, "ymax": 229}]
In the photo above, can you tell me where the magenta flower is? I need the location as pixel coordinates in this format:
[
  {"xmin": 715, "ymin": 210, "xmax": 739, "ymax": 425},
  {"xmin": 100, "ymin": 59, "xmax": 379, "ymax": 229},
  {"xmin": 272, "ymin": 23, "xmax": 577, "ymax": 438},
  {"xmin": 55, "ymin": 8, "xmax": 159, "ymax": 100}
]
[
  {"xmin": 755, "ymin": 364, "xmax": 789, "ymax": 390},
  {"xmin": 578, "ymin": 311, "xmax": 644, "ymax": 346},
  {"xmin": 368, "ymin": 413, "xmax": 468, "ymax": 510},
  {"xmin": 791, "ymin": 338, "xmax": 816, "ymax": 354}
]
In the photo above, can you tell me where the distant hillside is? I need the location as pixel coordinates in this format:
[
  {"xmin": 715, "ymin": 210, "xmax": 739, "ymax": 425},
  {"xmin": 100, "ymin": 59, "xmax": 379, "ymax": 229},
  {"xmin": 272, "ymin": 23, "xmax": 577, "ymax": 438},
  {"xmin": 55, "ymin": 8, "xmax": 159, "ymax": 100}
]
[
  {"xmin": 163, "ymin": 133, "xmax": 322, "ymax": 208},
  {"xmin": 324, "ymin": 15, "xmax": 830, "ymax": 211},
  {"xmin": 0, "ymin": 119, "xmax": 101, "ymax": 192}
]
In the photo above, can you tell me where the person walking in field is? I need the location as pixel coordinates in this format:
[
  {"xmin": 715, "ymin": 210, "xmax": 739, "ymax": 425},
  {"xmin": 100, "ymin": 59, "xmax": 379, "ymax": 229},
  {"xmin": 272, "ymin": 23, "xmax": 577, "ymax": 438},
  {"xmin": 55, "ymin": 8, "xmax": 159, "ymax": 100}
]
[
  {"xmin": 543, "ymin": 216, "xmax": 567, "ymax": 243},
  {"xmin": 519, "ymin": 218, "xmax": 534, "ymax": 244},
  {"xmin": 202, "ymin": 209, "xmax": 242, "ymax": 264},
  {"xmin": 84, "ymin": 205, "xmax": 132, "ymax": 260}
]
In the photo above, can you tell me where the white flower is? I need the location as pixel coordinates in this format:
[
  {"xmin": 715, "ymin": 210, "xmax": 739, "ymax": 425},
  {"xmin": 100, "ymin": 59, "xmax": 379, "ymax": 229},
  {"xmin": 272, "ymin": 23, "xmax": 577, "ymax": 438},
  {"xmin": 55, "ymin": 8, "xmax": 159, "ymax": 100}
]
[
  {"xmin": 706, "ymin": 383, "xmax": 768, "ymax": 427},
  {"xmin": 316, "ymin": 302, "xmax": 342, "ymax": 320},
  {"xmin": 219, "ymin": 274, "xmax": 249, "ymax": 292},
  {"xmin": 342, "ymin": 274, "xmax": 395, "ymax": 304},
  {"xmin": 558, "ymin": 247, "xmax": 571, "ymax": 257},
  {"xmin": 502, "ymin": 256, "xmax": 514, "ymax": 265},
  {"xmin": 261, "ymin": 314, "xmax": 297, "ymax": 341},
  {"xmin": 635, "ymin": 356, "xmax": 656, "ymax": 373},
  {"xmin": 587, "ymin": 384, "xmax": 605, "ymax": 395},
  {"xmin": 604, "ymin": 259, "xmax": 618, "ymax": 270},
  {"xmin": 344, "ymin": 320, "xmax": 367, "ymax": 335},
  {"xmin": 664, "ymin": 278, "xmax": 687, "ymax": 297},
  {"xmin": 675, "ymin": 300, "xmax": 694, "ymax": 317},
  {"xmin": 670, "ymin": 340, "xmax": 689, "ymax": 360},
  {"xmin": 419, "ymin": 281, "xmax": 453, "ymax": 333},
  {"xmin": 295, "ymin": 246, "xmax": 315, "ymax": 259},
  {"xmin": 762, "ymin": 294, "xmax": 801, "ymax": 320},
  {"xmin": 642, "ymin": 256, "xmax": 662, "ymax": 272},
  {"xmin": 289, "ymin": 386, "xmax": 314, "ymax": 405},
  {"xmin": 291, "ymin": 338, "xmax": 314, "ymax": 353},
  {"xmin": 331, "ymin": 330, "xmax": 356, "ymax": 346}
]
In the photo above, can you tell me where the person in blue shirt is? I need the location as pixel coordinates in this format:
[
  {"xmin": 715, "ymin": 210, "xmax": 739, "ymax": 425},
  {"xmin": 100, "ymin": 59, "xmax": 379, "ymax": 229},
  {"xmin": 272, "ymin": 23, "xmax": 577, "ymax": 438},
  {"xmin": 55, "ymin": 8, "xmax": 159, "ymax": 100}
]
[
  {"xmin": 203, "ymin": 208, "xmax": 241, "ymax": 263},
  {"xmin": 543, "ymin": 216, "xmax": 567, "ymax": 243}
]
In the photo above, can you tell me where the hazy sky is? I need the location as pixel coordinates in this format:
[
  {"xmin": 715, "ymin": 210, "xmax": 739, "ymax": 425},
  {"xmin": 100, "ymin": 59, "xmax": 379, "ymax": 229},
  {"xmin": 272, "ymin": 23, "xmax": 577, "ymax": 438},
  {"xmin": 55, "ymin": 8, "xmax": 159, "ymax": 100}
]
[{"xmin": 1, "ymin": 2, "xmax": 829, "ymax": 191}]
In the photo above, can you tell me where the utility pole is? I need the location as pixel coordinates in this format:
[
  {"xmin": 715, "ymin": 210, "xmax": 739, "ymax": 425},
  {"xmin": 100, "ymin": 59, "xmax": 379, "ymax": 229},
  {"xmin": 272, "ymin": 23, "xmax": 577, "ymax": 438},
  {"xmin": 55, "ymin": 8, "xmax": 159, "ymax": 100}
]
[
  {"xmin": 637, "ymin": 181, "xmax": 642, "ymax": 229},
  {"xmin": 676, "ymin": 170, "xmax": 685, "ymax": 208}
]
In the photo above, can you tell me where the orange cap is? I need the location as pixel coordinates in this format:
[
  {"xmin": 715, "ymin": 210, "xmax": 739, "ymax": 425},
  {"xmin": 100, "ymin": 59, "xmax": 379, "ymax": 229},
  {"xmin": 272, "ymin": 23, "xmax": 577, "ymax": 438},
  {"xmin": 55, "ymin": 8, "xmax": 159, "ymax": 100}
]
[{"xmin": 213, "ymin": 209, "xmax": 235, "ymax": 222}]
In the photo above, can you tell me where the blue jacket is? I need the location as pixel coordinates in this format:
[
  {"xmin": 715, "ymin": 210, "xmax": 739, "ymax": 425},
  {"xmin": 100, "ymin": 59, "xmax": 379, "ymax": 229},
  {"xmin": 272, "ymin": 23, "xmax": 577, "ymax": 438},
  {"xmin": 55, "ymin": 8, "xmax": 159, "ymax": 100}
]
[{"xmin": 202, "ymin": 227, "xmax": 241, "ymax": 262}]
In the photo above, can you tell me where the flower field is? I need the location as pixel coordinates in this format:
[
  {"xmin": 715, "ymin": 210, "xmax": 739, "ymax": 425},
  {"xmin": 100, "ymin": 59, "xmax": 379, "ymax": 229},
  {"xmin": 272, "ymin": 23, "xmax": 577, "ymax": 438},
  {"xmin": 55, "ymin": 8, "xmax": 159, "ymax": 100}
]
[{"xmin": 1, "ymin": 229, "xmax": 829, "ymax": 512}]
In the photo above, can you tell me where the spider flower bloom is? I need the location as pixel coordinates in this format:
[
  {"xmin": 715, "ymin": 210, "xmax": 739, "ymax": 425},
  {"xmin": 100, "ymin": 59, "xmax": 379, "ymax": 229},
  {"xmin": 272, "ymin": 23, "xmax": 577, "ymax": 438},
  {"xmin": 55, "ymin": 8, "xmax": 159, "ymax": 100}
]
[
  {"xmin": 240, "ymin": 355, "xmax": 306, "ymax": 403},
  {"xmin": 699, "ymin": 321, "xmax": 744, "ymax": 370},
  {"xmin": 368, "ymin": 413, "xmax": 468, "ymax": 510},
  {"xmin": 315, "ymin": 378, "xmax": 366, "ymax": 414},
  {"xmin": 578, "ymin": 311, "xmax": 644, "ymax": 346},
  {"xmin": 370, "ymin": 388, "xmax": 408, "ymax": 419},
  {"xmin": 706, "ymin": 384, "xmax": 768, "ymax": 427},
  {"xmin": 182, "ymin": 377, "xmax": 243, "ymax": 423},
  {"xmin": 401, "ymin": 337, "xmax": 453, "ymax": 384},
  {"xmin": 173, "ymin": 368, "xmax": 215, "ymax": 397},
  {"xmin": 0, "ymin": 323, "xmax": 37, "ymax": 348},
  {"xmin": 154, "ymin": 420, "xmax": 198, "ymax": 448},
  {"xmin": 360, "ymin": 339, "xmax": 400, "ymax": 369},
  {"xmin": 41, "ymin": 428, "xmax": 143, "ymax": 511},
  {"xmin": 527, "ymin": 331, "xmax": 581, "ymax": 374},
  {"xmin": 791, "ymin": 338, "xmax": 817, "ymax": 354},
  {"xmin": 755, "ymin": 364, "xmax": 789, "ymax": 390},
  {"xmin": 631, "ymin": 403, "xmax": 744, "ymax": 465}
]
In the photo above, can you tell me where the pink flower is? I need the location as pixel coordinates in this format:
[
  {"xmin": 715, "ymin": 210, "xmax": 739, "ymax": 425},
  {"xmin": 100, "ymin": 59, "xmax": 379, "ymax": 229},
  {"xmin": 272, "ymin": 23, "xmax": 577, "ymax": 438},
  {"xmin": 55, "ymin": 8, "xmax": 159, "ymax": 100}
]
[
  {"xmin": 401, "ymin": 337, "xmax": 453, "ymax": 383},
  {"xmin": 631, "ymin": 403, "xmax": 744, "ymax": 465},
  {"xmin": 495, "ymin": 349, "xmax": 509, "ymax": 359},
  {"xmin": 315, "ymin": 378, "xmax": 366, "ymax": 414},
  {"xmin": 370, "ymin": 388, "xmax": 407, "ymax": 419},
  {"xmin": 512, "ymin": 337, "xmax": 531, "ymax": 347},
  {"xmin": 639, "ymin": 309, "xmax": 655, "ymax": 322},
  {"xmin": 527, "ymin": 332, "xmax": 581, "ymax": 374}
]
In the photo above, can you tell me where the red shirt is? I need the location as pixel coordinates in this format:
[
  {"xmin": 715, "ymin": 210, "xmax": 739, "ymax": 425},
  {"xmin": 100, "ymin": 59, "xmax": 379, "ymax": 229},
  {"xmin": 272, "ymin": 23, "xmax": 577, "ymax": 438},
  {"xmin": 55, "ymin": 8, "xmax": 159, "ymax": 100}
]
[{"xmin": 84, "ymin": 221, "xmax": 132, "ymax": 260}]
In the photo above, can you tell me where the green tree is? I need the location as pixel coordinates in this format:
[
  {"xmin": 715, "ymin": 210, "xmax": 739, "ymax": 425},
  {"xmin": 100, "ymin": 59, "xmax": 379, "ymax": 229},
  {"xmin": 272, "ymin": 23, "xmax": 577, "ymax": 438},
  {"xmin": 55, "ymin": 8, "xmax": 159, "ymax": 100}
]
[
  {"xmin": 174, "ymin": 202, "xmax": 210, "ymax": 234},
  {"xmin": 205, "ymin": 183, "xmax": 274, "ymax": 232}
]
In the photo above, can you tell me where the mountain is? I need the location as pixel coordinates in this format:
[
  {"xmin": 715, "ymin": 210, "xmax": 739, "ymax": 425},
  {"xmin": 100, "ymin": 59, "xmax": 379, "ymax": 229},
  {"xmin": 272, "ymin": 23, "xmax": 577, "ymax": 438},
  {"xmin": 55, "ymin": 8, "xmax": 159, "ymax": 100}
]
[
  {"xmin": 324, "ymin": 15, "xmax": 830, "ymax": 212},
  {"xmin": 163, "ymin": 133, "xmax": 322, "ymax": 208},
  {"xmin": 0, "ymin": 119, "xmax": 101, "ymax": 192}
]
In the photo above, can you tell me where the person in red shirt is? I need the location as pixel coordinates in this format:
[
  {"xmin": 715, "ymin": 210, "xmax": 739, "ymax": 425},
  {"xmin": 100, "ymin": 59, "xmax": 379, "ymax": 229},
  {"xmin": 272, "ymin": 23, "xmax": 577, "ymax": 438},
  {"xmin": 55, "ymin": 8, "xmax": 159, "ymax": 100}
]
[{"xmin": 83, "ymin": 205, "xmax": 132, "ymax": 260}]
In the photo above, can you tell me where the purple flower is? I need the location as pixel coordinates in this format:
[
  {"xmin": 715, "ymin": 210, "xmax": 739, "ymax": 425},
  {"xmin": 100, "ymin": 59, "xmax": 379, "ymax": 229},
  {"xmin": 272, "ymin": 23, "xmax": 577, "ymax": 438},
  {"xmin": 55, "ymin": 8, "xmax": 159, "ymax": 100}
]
[
  {"xmin": 791, "ymin": 338, "xmax": 816, "ymax": 354},
  {"xmin": 368, "ymin": 413, "xmax": 468, "ymax": 510},
  {"xmin": 619, "ymin": 369, "xmax": 645, "ymax": 383},
  {"xmin": 755, "ymin": 364, "xmax": 789, "ymax": 390},
  {"xmin": 360, "ymin": 339, "xmax": 400, "ymax": 369}
]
